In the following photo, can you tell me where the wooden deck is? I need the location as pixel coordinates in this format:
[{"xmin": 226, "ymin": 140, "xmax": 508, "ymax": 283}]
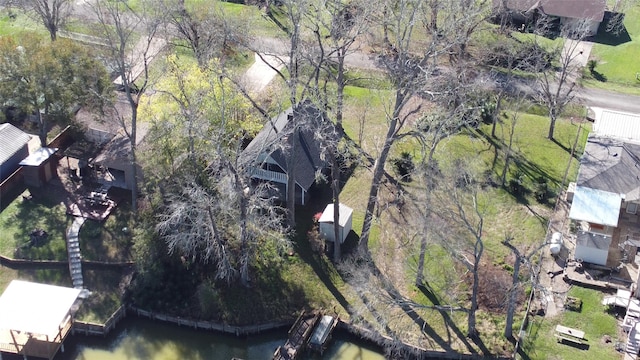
[
  {"xmin": 272, "ymin": 312, "xmax": 320, "ymax": 360},
  {"xmin": 0, "ymin": 317, "xmax": 72, "ymax": 360}
]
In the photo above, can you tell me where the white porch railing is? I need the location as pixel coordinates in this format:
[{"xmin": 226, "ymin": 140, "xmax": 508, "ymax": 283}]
[{"xmin": 250, "ymin": 168, "xmax": 287, "ymax": 184}]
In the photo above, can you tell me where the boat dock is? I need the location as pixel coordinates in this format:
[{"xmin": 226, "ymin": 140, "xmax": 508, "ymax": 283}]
[{"xmin": 272, "ymin": 312, "xmax": 337, "ymax": 360}]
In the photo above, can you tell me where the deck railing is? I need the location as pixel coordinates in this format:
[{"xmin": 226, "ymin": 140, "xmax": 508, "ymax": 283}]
[{"xmin": 250, "ymin": 168, "xmax": 287, "ymax": 184}]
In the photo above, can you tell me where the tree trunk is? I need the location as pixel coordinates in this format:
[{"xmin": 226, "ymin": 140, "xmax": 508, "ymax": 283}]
[
  {"xmin": 332, "ymin": 153, "xmax": 341, "ymax": 262},
  {"xmin": 286, "ymin": 125, "xmax": 297, "ymax": 228},
  {"xmin": 38, "ymin": 107, "xmax": 47, "ymax": 147},
  {"xmin": 504, "ymin": 257, "xmax": 521, "ymax": 340},
  {"xmin": 468, "ymin": 238, "xmax": 483, "ymax": 338},
  {"xmin": 127, "ymin": 94, "xmax": 139, "ymax": 212},
  {"xmin": 547, "ymin": 108, "xmax": 556, "ymax": 140},
  {"xmin": 360, "ymin": 88, "xmax": 406, "ymax": 249},
  {"xmin": 360, "ymin": 119, "xmax": 396, "ymax": 249},
  {"xmin": 332, "ymin": 49, "xmax": 346, "ymax": 263}
]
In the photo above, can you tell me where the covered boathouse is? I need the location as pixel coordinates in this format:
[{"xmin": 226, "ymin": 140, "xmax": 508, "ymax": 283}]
[{"xmin": 0, "ymin": 280, "xmax": 81, "ymax": 360}]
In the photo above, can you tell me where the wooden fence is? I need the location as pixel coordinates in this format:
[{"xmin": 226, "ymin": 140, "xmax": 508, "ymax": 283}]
[
  {"xmin": 129, "ymin": 307, "xmax": 292, "ymax": 336},
  {"xmin": 0, "ymin": 167, "xmax": 25, "ymax": 208},
  {"xmin": 47, "ymin": 125, "xmax": 74, "ymax": 151},
  {"xmin": 0, "ymin": 255, "xmax": 67, "ymax": 269},
  {"xmin": 73, "ymin": 305, "xmax": 127, "ymax": 336}
]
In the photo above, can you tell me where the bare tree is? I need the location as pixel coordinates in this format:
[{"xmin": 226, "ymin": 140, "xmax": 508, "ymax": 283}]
[
  {"xmin": 156, "ymin": 0, "xmax": 245, "ymax": 67},
  {"xmin": 359, "ymin": 0, "xmax": 488, "ymax": 249},
  {"xmin": 532, "ymin": 18, "xmax": 590, "ymax": 140},
  {"xmin": 90, "ymin": 0, "xmax": 164, "ymax": 211},
  {"xmin": 307, "ymin": 0, "xmax": 372, "ymax": 261},
  {"xmin": 20, "ymin": 0, "xmax": 70, "ymax": 41},
  {"xmin": 501, "ymin": 236, "xmax": 550, "ymax": 340},
  {"xmin": 147, "ymin": 61, "xmax": 289, "ymax": 285},
  {"xmin": 413, "ymin": 65, "xmax": 484, "ymax": 286},
  {"xmin": 500, "ymin": 97, "xmax": 528, "ymax": 187},
  {"xmin": 430, "ymin": 160, "xmax": 485, "ymax": 338},
  {"xmin": 606, "ymin": 0, "xmax": 637, "ymax": 36}
]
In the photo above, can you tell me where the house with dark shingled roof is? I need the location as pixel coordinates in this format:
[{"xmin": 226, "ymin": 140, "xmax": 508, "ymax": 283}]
[
  {"xmin": 241, "ymin": 100, "xmax": 333, "ymax": 205},
  {"xmin": 493, "ymin": 0, "xmax": 607, "ymax": 35}
]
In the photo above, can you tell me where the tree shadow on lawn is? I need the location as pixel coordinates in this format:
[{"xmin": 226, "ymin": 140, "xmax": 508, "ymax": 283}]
[
  {"xmin": 416, "ymin": 282, "xmax": 486, "ymax": 355},
  {"xmin": 293, "ymin": 200, "xmax": 351, "ymax": 314},
  {"xmin": 8, "ymin": 188, "xmax": 71, "ymax": 261},
  {"xmin": 591, "ymin": 12, "xmax": 632, "ymax": 46}
]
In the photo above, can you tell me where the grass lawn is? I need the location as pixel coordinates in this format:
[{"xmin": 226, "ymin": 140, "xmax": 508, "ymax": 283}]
[
  {"xmin": 0, "ymin": 190, "xmax": 70, "ymax": 261},
  {"xmin": 334, "ymin": 87, "xmax": 591, "ymax": 353},
  {"xmin": 0, "ymin": 8, "xmax": 46, "ymax": 38},
  {"xmin": 586, "ymin": 3, "xmax": 640, "ymax": 93},
  {"xmin": 78, "ymin": 201, "xmax": 134, "ymax": 262},
  {"xmin": 523, "ymin": 287, "xmax": 619, "ymax": 360},
  {"xmin": 75, "ymin": 268, "xmax": 131, "ymax": 323}
]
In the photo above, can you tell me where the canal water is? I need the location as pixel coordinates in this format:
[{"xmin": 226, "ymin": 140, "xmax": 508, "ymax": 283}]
[{"xmin": 53, "ymin": 318, "xmax": 385, "ymax": 360}]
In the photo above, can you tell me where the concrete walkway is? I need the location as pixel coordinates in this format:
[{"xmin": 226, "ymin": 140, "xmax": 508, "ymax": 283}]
[
  {"xmin": 67, "ymin": 217, "xmax": 85, "ymax": 289},
  {"xmin": 562, "ymin": 39, "xmax": 593, "ymax": 83},
  {"xmin": 242, "ymin": 53, "xmax": 288, "ymax": 94}
]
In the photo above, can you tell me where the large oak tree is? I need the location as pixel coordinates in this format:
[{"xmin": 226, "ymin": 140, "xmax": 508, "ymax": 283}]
[{"xmin": 0, "ymin": 35, "xmax": 109, "ymax": 146}]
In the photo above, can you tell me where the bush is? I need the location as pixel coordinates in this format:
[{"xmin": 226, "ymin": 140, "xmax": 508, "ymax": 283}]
[
  {"xmin": 587, "ymin": 59, "xmax": 598, "ymax": 74},
  {"xmin": 392, "ymin": 152, "xmax": 415, "ymax": 182},
  {"xmin": 509, "ymin": 170, "xmax": 526, "ymax": 196},
  {"xmin": 533, "ymin": 177, "xmax": 549, "ymax": 203}
]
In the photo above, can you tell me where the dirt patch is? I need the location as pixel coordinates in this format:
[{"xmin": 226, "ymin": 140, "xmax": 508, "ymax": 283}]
[{"xmin": 476, "ymin": 263, "xmax": 525, "ymax": 313}]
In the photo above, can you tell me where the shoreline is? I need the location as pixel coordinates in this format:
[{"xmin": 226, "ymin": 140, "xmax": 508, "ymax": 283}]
[{"xmin": 72, "ymin": 306, "xmax": 509, "ymax": 360}]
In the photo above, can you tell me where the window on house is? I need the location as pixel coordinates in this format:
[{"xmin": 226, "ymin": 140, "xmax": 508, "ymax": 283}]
[{"xmin": 627, "ymin": 203, "xmax": 638, "ymax": 215}]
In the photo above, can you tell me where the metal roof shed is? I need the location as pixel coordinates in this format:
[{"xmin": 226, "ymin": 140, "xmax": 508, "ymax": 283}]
[
  {"xmin": 568, "ymin": 186, "xmax": 622, "ymax": 227},
  {"xmin": 0, "ymin": 280, "xmax": 81, "ymax": 359},
  {"xmin": 575, "ymin": 230, "xmax": 612, "ymax": 266},
  {"xmin": 19, "ymin": 147, "xmax": 58, "ymax": 187}
]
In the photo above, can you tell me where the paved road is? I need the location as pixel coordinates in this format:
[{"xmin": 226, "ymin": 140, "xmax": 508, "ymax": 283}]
[
  {"xmin": 577, "ymin": 87, "xmax": 640, "ymax": 114},
  {"xmin": 66, "ymin": 1, "xmax": 640, "ymax": 114}
]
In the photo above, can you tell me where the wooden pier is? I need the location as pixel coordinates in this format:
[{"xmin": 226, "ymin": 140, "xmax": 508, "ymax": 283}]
[{"xmin": 272, "ymin": 312, "xmax": 321, "ymax": 360}]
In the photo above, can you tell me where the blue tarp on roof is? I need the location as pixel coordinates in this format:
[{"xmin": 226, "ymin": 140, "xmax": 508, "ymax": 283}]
[{"xmin": 569, "ymin": 186, "xmax": 622, "ymax": 227}]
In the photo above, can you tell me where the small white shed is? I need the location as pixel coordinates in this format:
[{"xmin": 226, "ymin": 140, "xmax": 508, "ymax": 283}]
[
  {"xmin": 319, "ymin": 203, "xmax": 353, "ymax": 244},
  {"xmin": 575, "ymin": 230, "xmax": 612, "ymax": 266}
]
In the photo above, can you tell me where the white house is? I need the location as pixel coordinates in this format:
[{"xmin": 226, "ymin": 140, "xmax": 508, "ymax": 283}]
[{"xmin": 319, "ymin": 203, "xmax": 353, "ymax": 244}]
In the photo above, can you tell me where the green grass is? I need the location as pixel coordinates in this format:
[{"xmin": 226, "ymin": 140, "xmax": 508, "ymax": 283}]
[
  {"xmin": 75, "ymin": 268, "xmax": 130, "ymax": 323},
  {"xmin": 523, "ymin": 287, "xmax": 619, "ymax": 360},
  {"xmin": 588, "ymin": 3, "xmax": 640, "ymax": 91},
  {"xmin": 79, "ymin": 202, "xmax": 134, "ymax": 262},
  {"xmin": 0, "ymin": 8, "xmax": 46, "ymax": 38},
  {"xmin": 0, "ymin": 190, "xmax": 71, "ymax": 261}
]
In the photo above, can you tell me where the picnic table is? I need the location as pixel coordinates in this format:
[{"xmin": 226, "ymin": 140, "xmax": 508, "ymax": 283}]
[{"xmin": 555, "ymin": 325, "xmax": 585, "ymax": 345}]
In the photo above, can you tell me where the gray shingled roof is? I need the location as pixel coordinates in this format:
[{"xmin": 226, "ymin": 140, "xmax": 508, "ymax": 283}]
[
  {"xmin": 577, "ymin": 134, "xmax": 640, "ymax": 201},
  {"xmin": 494, "ymin": 0, "xmax": 606, "ymax": 21},
  {"xmin": 242, "ymin": 100, "xmax": 332, "ymax": 191},
  {"xmin": 576, "ymin": 230, "xmax": 611, "ymax": 250},
  {"xmin": 0, "ymin": 123, "xmax": 32, "ymax": 165}
]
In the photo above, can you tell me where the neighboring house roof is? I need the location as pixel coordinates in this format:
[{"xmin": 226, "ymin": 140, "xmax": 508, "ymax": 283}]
[
  {"xmin": 494, "ymin": 0, "xmax": 606, "ymax": 21},
  {"xmin": 592, "ymin": 109, "xmax": 640, "ymax": 141},
  {"xmin": 569, "ymin": 185, "xmax": 622, "ymax": 226},
  {"xmin": 578, "ymin": 134, "xmax": 640, "ymax": 202},
  {"xmin": 93, "ymin": 123, "xmax": 150, "ymax": 166},
  {"xmin": 0, "ymin": 123, "xmax": 32, "ymax": 165},
  {"xmin": 319, "ymin": 203, "xmax": 354, "ymax": 227},
  {"xmin": 576, "ymin": 230, "xmax": 612, "ymax": 250},
  {"xmin": 75, "ymin": 92, "xmax": 133, "ymax": 137},
  {"xmin": 242, "ymin": 100, "xmax": 333, "ymax": 191}
]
